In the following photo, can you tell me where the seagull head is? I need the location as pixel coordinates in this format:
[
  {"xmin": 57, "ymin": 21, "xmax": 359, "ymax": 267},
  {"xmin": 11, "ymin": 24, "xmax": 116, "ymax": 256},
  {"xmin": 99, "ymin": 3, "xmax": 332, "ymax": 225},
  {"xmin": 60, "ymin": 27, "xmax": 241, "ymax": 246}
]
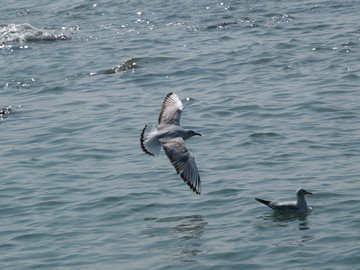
[
  {"xmin": 296, "ymin": 188, "xmax": 313, "ymax": 198},
  {"xmin": 187, "ymin": 130, "xmax": 202, "ymax": 138}
]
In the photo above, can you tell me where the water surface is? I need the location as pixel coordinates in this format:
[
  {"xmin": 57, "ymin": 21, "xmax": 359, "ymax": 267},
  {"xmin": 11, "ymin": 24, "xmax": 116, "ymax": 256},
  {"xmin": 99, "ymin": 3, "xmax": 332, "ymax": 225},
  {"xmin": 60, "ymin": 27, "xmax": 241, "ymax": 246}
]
[{"xmin": 1, "ymin": 1, "xmax": 360, "ymax": 269}]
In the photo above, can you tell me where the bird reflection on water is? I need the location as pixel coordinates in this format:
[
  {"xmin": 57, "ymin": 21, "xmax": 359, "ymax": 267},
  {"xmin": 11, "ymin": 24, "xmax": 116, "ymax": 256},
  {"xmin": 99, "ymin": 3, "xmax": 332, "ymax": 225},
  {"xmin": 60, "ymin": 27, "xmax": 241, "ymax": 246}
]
[
  {"xmin": 258, "ymin": 212, "xmax": 315, "ymax": 247},
  {"xmin": 262, "ymin": 210, "xmax": 311, "ymax": 231},
  {"xmin": 143, "ymin": 215, "xmax": 207, "ymax": 264}
]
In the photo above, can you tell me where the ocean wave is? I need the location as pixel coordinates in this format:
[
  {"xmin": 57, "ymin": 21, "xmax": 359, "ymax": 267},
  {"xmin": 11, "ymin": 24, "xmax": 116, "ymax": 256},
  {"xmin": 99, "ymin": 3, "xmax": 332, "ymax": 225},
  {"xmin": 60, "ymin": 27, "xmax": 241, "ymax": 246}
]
[{"xmin": 0, "ymin": 23, "xmax": 71, "ymax": 44}]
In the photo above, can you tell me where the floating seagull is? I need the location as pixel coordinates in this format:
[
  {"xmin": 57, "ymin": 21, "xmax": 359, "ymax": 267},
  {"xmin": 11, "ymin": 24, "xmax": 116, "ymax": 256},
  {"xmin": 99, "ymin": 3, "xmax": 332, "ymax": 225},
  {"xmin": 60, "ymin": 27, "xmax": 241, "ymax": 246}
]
[
  {"xmin": 140, "ymin": 92, "xmax": 202, "ymax": 194},
  {"xmin": 255, "ymin": 188, "xmax": 313, "ymax": 213}
]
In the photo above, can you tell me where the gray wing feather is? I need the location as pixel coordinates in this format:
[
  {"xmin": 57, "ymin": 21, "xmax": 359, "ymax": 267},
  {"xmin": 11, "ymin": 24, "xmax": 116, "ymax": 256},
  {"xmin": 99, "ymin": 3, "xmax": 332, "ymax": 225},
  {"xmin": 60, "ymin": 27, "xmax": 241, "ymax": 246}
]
[
  {"xmin": 256, "ymin": 198, "xmax": 300, "ymax": 212},
  {"xmin": 271, "ymin": 203, "xmax": 299, "ymax": 212},
  {"xmin": 162, "ymin": 137, "xmax": 201, "ymax": 194},
  {"xmin": 158, "ymin": 92, "xmax": 184, "ymax": 126}
]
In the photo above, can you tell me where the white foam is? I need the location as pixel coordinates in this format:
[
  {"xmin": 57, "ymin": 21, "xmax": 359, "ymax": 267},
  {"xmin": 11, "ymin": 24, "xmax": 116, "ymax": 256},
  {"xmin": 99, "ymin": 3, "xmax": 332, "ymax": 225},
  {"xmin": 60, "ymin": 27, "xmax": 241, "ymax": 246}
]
[{"xmin": 0, "ymin": 23, "xmax": 70, "ymax": 44}]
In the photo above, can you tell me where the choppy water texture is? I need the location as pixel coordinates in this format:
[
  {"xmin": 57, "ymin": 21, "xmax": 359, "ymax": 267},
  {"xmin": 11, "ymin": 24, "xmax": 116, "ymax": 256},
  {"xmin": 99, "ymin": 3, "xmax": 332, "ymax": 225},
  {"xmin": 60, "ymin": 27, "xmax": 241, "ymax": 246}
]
[{"xmin": 1, "ymin": 1, "xmax": 360, "ymax": 269}]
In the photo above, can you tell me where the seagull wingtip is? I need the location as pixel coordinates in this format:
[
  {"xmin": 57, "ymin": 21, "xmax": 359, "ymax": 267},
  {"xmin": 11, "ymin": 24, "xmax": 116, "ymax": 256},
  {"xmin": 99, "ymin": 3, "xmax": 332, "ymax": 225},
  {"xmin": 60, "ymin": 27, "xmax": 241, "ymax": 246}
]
[{"xmin": 140, "ymin": 124, "xmax": 157, "ymax": 156}]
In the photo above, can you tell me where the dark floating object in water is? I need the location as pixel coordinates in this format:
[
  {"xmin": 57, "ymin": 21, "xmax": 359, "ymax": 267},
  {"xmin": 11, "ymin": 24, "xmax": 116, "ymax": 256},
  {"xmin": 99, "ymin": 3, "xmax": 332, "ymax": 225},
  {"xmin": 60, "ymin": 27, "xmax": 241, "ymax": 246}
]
[
  {"xmin": 0, "ymin": 107, "xmax": 12, "ymax": 115},
  {"xmin": 101, "ymin": 58, "xmax": 141, "ymax": 74},
  {"xmin": 0, "ymin": 105, "xmax": 21, "ymax": 117},
  {"xmin": 115, "ymin": 58, "xmax": 140, "ymax": 73}
]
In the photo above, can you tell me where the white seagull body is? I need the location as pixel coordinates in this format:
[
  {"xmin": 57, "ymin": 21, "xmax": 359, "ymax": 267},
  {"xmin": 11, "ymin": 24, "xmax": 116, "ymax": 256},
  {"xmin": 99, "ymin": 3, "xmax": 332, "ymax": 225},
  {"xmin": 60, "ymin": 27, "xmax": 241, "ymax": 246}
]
[
  {"xmin": 140, "ymin": 92, "xmax": 202, "ymax": 194},
  {"xmin": 255, "ymin": 188, "xmax": 313, "ymax": 213}
]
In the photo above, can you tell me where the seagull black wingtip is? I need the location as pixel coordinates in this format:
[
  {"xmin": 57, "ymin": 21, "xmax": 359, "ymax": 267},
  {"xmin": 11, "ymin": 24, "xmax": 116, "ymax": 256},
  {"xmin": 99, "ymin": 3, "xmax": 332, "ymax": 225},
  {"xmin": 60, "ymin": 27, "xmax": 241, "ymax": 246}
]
[{"xmin": 140, "ymin": 125, "xmax": 155, "ymax": 156}]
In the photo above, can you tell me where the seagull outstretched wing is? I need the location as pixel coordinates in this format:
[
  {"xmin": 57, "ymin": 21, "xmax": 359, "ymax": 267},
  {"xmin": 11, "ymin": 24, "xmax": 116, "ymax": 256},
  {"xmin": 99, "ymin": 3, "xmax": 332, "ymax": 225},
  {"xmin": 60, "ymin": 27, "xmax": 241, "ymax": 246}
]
[
  {"xmin": 158, "ymin": 92, "xmax": 184, "ymax": 126},
  {"xmin": 162, "ymin": 137, "xmax": 201, "ymax": 194}
]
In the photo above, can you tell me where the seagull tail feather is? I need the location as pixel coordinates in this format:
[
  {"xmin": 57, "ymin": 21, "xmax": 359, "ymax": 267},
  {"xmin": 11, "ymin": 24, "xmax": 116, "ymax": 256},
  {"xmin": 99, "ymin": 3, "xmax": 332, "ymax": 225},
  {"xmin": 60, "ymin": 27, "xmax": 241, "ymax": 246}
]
[
  {"xmin": 255, "ymin": 197, "xmax": 271, "ymax": 206},
  {"xmin": 140, "ymin": 124, "xmax": 161, "ymax": 156}
]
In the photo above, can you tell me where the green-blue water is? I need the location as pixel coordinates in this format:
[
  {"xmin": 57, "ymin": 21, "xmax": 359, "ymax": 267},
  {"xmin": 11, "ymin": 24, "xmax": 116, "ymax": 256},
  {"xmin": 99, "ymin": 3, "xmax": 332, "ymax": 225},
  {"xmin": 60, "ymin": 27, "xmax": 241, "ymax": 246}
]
[{"xmin": 1, "ymin": 1, "xmax": 360, "ymax": 269}]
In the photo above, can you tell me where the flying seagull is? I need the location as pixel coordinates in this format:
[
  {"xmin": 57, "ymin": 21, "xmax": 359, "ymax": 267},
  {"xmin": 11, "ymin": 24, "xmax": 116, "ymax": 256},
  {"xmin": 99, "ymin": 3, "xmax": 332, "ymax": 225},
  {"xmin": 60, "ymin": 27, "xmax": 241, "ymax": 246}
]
[
  {"xmin": 140, "ymin": 92, "xmax": 202, "ymax": 194},
  {"xmin": 255, "ymin": 188, "xmax": 313, "ymax": 213}
]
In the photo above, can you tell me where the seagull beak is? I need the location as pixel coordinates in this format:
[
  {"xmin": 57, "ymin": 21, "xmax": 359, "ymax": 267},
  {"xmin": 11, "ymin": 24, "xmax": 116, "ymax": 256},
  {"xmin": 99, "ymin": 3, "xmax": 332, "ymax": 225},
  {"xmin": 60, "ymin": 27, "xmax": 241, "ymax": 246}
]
[
  {"xmin": 306, "ymin": 191, "xmax": 313, "ymax": 195},
  {"xmin": 194, "ymin": 132, "xmax": 202, "ymax": 136}
]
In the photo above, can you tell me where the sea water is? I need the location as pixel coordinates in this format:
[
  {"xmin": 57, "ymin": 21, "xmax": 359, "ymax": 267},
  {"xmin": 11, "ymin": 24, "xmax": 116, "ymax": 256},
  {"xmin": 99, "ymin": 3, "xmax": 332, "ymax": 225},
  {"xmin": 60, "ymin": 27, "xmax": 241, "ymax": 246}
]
[{"xmin": 1, "ymin": 1, "xmax": 360, "ymax": 269}]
